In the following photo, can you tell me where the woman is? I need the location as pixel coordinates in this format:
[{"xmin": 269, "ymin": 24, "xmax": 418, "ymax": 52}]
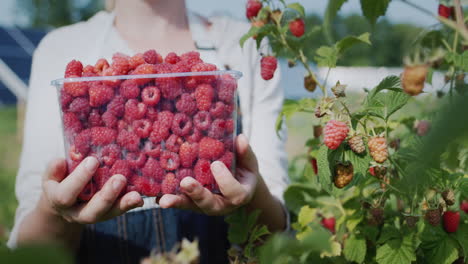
[{"xmin": 8, "ymin": 0, "xmax": 289, "ymax": 263}]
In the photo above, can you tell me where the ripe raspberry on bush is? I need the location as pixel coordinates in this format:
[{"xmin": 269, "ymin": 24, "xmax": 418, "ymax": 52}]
[
  {"xmin": 246, "ymin": 0, "xmax": 262, "ymax": 20},
  {"xmin": 289, "ymin": 18, "xmax": 305, "ymax": 37},
  {"xmin": 260, "ymin": 56, "xmax": 277, "ymax": 81},
  {"xmin": 324, "ymin": 120, "xmax": 349, "ymax": 150},
  {"xmin": 368, "ymin": 136, "xmax": 388, "ymax": 163}
]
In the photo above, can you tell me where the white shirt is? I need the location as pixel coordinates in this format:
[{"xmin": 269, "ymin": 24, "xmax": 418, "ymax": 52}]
[{"xmin": 8, "ymin": 11, "xmax": 288, "ymax": 248}]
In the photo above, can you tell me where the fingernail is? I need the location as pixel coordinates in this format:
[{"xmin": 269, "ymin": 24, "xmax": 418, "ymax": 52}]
[
  {"xmin": 113, "ymin": 177, "xmax": 124, "ymax": 191},
  {"xmin": 182, "ymin": 177, "xmax": 197, "ymax": 192},
  {"xmin": 84, "ymin": 157, "xmax": 99, "ymax": 172},
  {"xmin": 211, "ymin": 161, "xmax": 223, "ymax": 173}
]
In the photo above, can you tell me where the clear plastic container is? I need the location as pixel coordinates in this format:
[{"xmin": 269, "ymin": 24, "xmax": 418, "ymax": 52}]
[{"xmin": 51, "ymin": 70, "xmax": 242, "ymax": 200}]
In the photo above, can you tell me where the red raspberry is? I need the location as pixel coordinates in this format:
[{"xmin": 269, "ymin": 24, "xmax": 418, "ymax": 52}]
[
  {"xmin": 60, "ymin": 91, "xmax": 73, "ymax": 110},
  {"xmin": 186, "ymin": 128, "xmax": 203, "ymax": 143},
  {"xmin": 101, "ymin": 67, "xmax": 121, "ymax": 88},
  {"xmin": 101, "ymin": 144, "xmax": 121, "ymax": 166},
  {"xmin": 199, "ymin": 137, "xmax": 225, "ymax": 160},
  {"xmin": 217, "ymin": 74, "xmax": 236, "ymax": 103},
  {"xmin": 194, "ymin": 159, "xmax": 214, "ymax": 186},
  {"xmin": 171, "ymin": 113, "xmax": 192, "ymax": 136},
  {"xmin": 102, "ymin": 111, "xmax": 118, "ymax": 128},
  {"xmin": 246, "ymin": 0, "xmax": 262, "ymax": 20},
  {"xmin": 149, "ymin": 122, "xmax": 170, "ymax": 143},
  {"xmin": 189, "ymin": 63, "xmax": 217, "ymax": 84},
  {"xmin": 142, "ymin": 158, "xmax": 165, "ymax": 180},
  {"xmin": 323, "ymin": 120, "xmax": 349, "ymax": 150},
  {"xmin": 157, "ymin": 111, "xmax": 174, "ymax": 129},
  {"xmin": 260, "ymin": 56, "xmax": 278, "ymax": 81},
  {"xmin": 159, "ymin": 99, "xmax": 175, "ymax": 112},
  {"xmin": 74, "ymin": 129, "xmax": 91, "ymax": 155},
  {"xmin": 126, "ymin": 152, "xmax": 147, "ymax": 168},
  {"xmin": 120, "ymin": 79, "xmax": 140, "ymax": 99},
  {"xmin": 173, "ymin": 62, "xmax": 190, "ymax": 73},
  {"xmin": 289, "ymin": 18, "xmax": 305, "ymax": 37},
  {"xmin": 158, "ymin": 77, "xmax": 183, "ymax": 99},
  {"xmin": 68, "ymin": 97, "xmax": 90, "ymax": 119},
  {"xmin": 195, "ymin": 84, "xmax": 214, "ymax": 111},
  {"xmin": 69, "ymin": 145, "xmax": 85, "ymax": 162},
  {"xmin": 193, "ymin": 111, "xmax": 212, "ymax": 131},
  {"xmin": 88, "ymin": 109, "xmax": 103, "ymax": 127},
  {"xmin": 161, "ymin": 173, "xmax": 180, "ymax": 194},
  {"xmin": 165, "ymin": 52, "xmax": 181, "ymax": 64},
  {"xmin": 63, "ymin": 79, "xmax": 89, "ymax": 97},
  {"xmin": 180, "ymin": 51, "xmax": 203, "ymax": 68},
  {"xmin": 117, "ymin": 130, "xmax": 140, "ymax": 151},
  {"xmin": 117, "ymin": 120, "xmax": 130, "ymax": 132},
  {"xmin": 176, "ymin": 168, "xmax": 193, "ymax": 180},
  {"xmin": 225, "ymin": 119, "xmax": 234, "ymax": 134},
  {"xmin": 143, "ymin": 141, "xmax": 162, "ymax": 158},
  {"xmin": 89, "ymin": 83, "xmax": 114, "ymax": 107},
  {"xmin": 142, "ymin": 86, "xmax": 161, "ymax": 106},
  {"xmin": 111, "ymin": 53, "xmax": 130, "ymax": 75},
  {"xmin": 175, "ymin": 93, "xmax": 197, "ymax": 115},
  {"xmin": 95, "ymin": 58, "xmax": 110, "ymax": 75},
  {"xmin": 217, "ymin": 151, "xmax": 234, "ymax": 170},
  {"xmin": 82, "ymin": 65, "xmax": 95, "ymax": 74},
  {"xmin": 223, "ymin": 136, "xmax": 234, "ymax": 152},
  {"xmin": 64, "ymin": 60, "xmax": 83, "ymax": 77},
  {"xmin": 91, "ymin": 127, "xmax": 117, "ymax": 146},
  {"xmin": 63, "ymin": 112, "xmax": 82, "ymax": 134},
  {"xmin": 143, "ymin": 49, "xmax": 163, "ymax": 64},
  {"xmin": 78, "ymin": 182, "xmax": 95, "ymax": 201},
  {"xmin": 146, "ymin": 107, "xmax": 159, "ymax": 121},
  {"xmin": 132, "ymin": 64, "xmax": 157, "ymax": 85},
  {"xmin": 131, "ymin": 176, "xmax": 160, "ymax": 196},
  {"xmin": 129, "ymin": 53, "xmax": 145, "ymax": 70},
  {"xmin": 94, "ymin": 167, "xmax": 111, "ymax": 189},
  {"xmin": 210, "ymin": 102, "xmax": 227, "ymax": 118},
  {"xmin": 110, "ymin": 160, "xmax": 131, "ymax": 177},
  {"xmin": 179, "ymin": 142, "xmax": 199, "ymax": 168},
  {"xmin": 165, "ymin": 134, "xmax": 183, "ymax": 153},
  {"xmin": 443, "ymin": 211, "xmax": 460, "ymax": 233},
  {"xmin": 160, "ymin": 151, "xmax": 180, "ymax": 171},
  {"xmin": 133, "ymin": 119, "xmax": 152, "ymax": 138},
  {"xmin": 208, "ymin": 119, "xmax": 226, "ymax": 139},
  {"xmin": 107, "ymin": 95, "xmax": 125, "ymax": 117},
  {"xmin": 438, "ymin": 4, "xmax": 454, "ymax": 19},
  {"xmin": 125, "ymin": 99, "xmax": 147, "ymax": 121}
]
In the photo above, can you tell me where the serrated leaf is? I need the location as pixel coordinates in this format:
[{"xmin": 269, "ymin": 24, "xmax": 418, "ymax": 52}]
[
  {"xmin": 376, "ymin": 233, "xmax": 418, "ymax": 264},
  {"xmin": 317, "ymin": 145, "xmax": 333, "ymax": 193},
  {"xmin": 315, "ymin": 46, "xmax": 339, "ymax": 67},
  {"xmin": 446, "ymin": 51, "xmax": 468, "ymax": 72},
  {"xmin": 297, "ymin": 206, "xmax": 317, "ymax": 228},
  {"xmin": 346, "ymin": 149, "xmax": 372, "ymax": 177},
  {"xmin": 420, "ymin": 225, "xmax": 459, "ymax": 264},
  {"xmin": 240, "ymin": 26, "xmax": 259, "ymax": 48},
  {"xmin": 320, "ymin": 239, "xmax": 342, "ymax": 258},
  {"xmin": 336, "ymin": 33, "xmax": 371, "ymax": 53},
  {"xmin": 344, "ymin": 234, "xmax": 367, "ymax": 263},
  {"xmin": 225, "ymin": 208, "xmax": 250, "ymax": 244},
  {"xmin": 286, "ymin": 3, "xmax": 305, "ymax": 17},
  {"xmin": 346, "ymin": 214, "xmax": 364, "ymax": 232},
  {"xmin": 364, "ymin": 76, "xmax": 409, "ymax": 120},
  {"xmin": 283, "ymin": 184, "xmax": 321, "ymax": 214},
  {"xmin": 323, "ymin": 0, "xmax": 349, "ymax": 43},
  {"xmin": 359, "ymin": 0, "xmax": 390, "ymax": 25},
  {"xmin": 365, "ymin": 76, "xmax": 401, "ymax": 102}
]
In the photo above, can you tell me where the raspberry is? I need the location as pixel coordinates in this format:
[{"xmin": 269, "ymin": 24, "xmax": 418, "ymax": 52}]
[
  {"xmin": 161, "ymin": 173, "xmax": 179, "ymax": 194},
  {"xmin": 82, "ymin": 65, "xmax": 95, "ymax": 75},
  {"xmin": 126, "ymin": 152, "xmax": 147, "ymax": 168},
  {"xmin": 91, "ymin": 127, "xmax": 117, "ymax": 146},
  {"xmin": 334, "ymin": 162, "xmax": 353, "ymax": 188},
  {"xmin": 405, "ymin": 216, "xmax": 419, "ymax": 228},
  {"xmin": 142, "ymin": 158, "xmax": 165, "ymax": 180},
  {"xmin": 210, "ymin": 102, "xmax": 227, "ymax": 118},
  {"xmin": 128, "ymin": 53, "xmax": 145, "ymax": 70},
  {"xmin": 125, "ymin": 99, "xmax": 147, "ymax": 121},
  {"xmin": 101, "ymin": 67, "xmax": 121, "ymax": 87},
  {"xmin": 369, "ymin": 166, "xmax": 387, "ymax": 179},
  {"xmin": 176, "ymin": 168, "xmax": 193, "ymax": 180},
  {"xmin": 246, "ymin": 0, "xmax": 262, "ymax": 20},
  {"xmin": 146, "ymin": 107, "xmax": 159, "ymax": 121},
  {"xmin": 157, "ymin": 111, "xmax": 174, "ymax": 129},
  {"xmin": 88, "ymin": 109, "xmax": 103, "ymax": 127},
  {"xmin": 194, "ymin": 159, "xmax": 214, "ymax": 186},
  {"xmin": 321, "ymin": 217, "xmax": 336, "ymax": 234},
  {"xmin": 414, "ymin": 120, "xmax": 430, "ymax": 136},
  {"xmin": 175, "ymin": 93, "xmax": 197, "ymax": 115},
  {"xmin": 217, "ymin": 74, "xmax": 236, "ymax": 103},
  {"xmin": 78, "ymin": 182, "xmax": 95, "ymax": 201},
  {"xmin": 208, "ymin": 119, "xmax": 226, "ymax": 139},
  {"xmin": 348, "ymin": 135, "xmax": 365, "ymax": 154},
  {"xmin": 180, "ymin": 142, "xmax": 199, "ymax": 168},
  {"xmin": 401, "ymin": 65, "xmax": 428, "ymax": 96},
  {"xmin": 89, "ymin": 83, "xmax": 114, "ymax": 107},
  {"xmin": 171, "ymin": 113, "xmax": 192, "ymax": 136},
  {"xmin": 443, "ymin": 211, "xmax": 460, "ymax": 233},
  {"xmin": 74, "ymin": 129, "xmax": 91, "ymax": 155},
  {"xmin": 132, "ymin": 64, "xmax": 157, "ymax": 85},
  {"xmin": 149, "ymin": 122, "xmax": 170, "ymax": 143},
  {"xmin": 63, "ymin": 79, "xmax": 89, "ymax": 97},
  {"xmin": 68, "ymin": 97, "xmax": 90, "ymax": 119},
  {"xmin": 95, "ymin": 58, "xmax": 110, "ymax": 74},
  {"xmin": 142, "ymin": 86, "xmax": 161, "ymax": 106},
  {"xmin": 368, "ymin": 137, "xmax": 388, "ymax": 163},
  {"xmin": 186, "ymin": 128, "xmax": 203, "ymax": 143},
  {"xmin": 117, "ymin": 120, "xmax": 130, "ymax": 132},
  {"xmin": 180, "ymin": 51, "xmax": 203, "ymax": 68},
  {"xmin": 438, "ymin": 4, "xmax": 453, "ymax": 19},
  {"xmin": 64, "ymin": 60, "xmax": 83, "ymax": 77},
  {"xmin": 164, "ymin": 52, "xmax": 181, "ymax": 64},
  {"xmin": 132, "ymin": 119, "xmax": 152, "ymax": 138},
  {"xmin": 60, "ymin": 91, "xmax": 73, "ymax": 110},
  {"xmin": 143, "ymin": 49, "xmax": 163, "ymax": 64},
  {"xmin": 158, "ymin": 77, "xmax": 183, "ymax": 99},
  {"xmin": 111, "ymin": 53, "xmax": 130, "ymax": 75},
  {"xmin": 260, "ymin": 56, "xmax": 278, "ymax": 81},
  {"xmin": 131, "ymin": 176, "xmax": 160, "ymax": 196},
  {"xmin": 289, "ymin": 18, "xmax": 305, "ymax": 37},
  {"xmin": 195, "ymin": 84, "xmax": 214, "ymax": 111},
  {"xmin": 189, "ymin": 63, "xmax": 217, "ymax": 84},
  {"xmin": 199, "ymin": 137, "xmax": 225, "ymax": 160},
  {"xmin": 165, "ymin": 134, "xmax": 183, "ymax": 153},
  {"xmin": 304, "ymin": 74, "xmax": 318, "ymax": 92},
  {"xmin": 159, "ymin": 99, "xmax": 175, "ymax": 112},
  {"xmin": 69, "ymin": 145, "xmax": 85, "ymax": 162},
  {"xmin": 102, "ymin": 111, "xmax": 118, "ymax": 128},
  {"xmin": 225, "ymin": 119, "xmax": 234, "ymax": 134},
  {"xmin": 120, "ymin": 79, "xmax": 140, "ymax": 99},
  {"xmin": 193, "ymin": 111, "xmax": 212, "ymax": 131},
  {"xmin": 94, "ymin": 167, "xmax": 111, "ymax": 189},
  {"xmin": 63, "ymin": 112, "xmax": 82, "ymax": 134},
  {"xmin": 223, "ymin": 136, "xmax": 234, "ymax": 152},
  {"xmin": 323, "ymin": 120, "xmax": 349, "ymax": 150},
  {"xmin": 217, "ymin": 151, "xmax": 234, "ymax": 170},
  {"xmin": 143, "ymin": 141, "xmax": 162, "ymax": 158},
  {"xmin": 107, "ymin": 95, "xmax": 125, "ymax": 117},
  {"xmin": 369, "ymin": 207, "xmax": 384, "ymax": 226},
  {"xmin": 110, "ymin": 160, "xmax": 131, "ymax": 177},
  {"xmin": 101, "ymin": 144, "xmax": 121, "ymax": 166},
  {"xmin": 425, "ymin": 208, "xmax": 441, "ymax": 226},
  {"xmin": 160, "ymin": 151, "xmax": 180, "ymax": 171},
  {"xmin": 117, "ymin": 129, "xmax": 140, "ymax": 151}
]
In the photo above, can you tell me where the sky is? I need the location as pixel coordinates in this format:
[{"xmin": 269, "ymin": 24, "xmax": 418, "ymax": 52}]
[{"xmin": 0, "ymin": 0, "xmax": 440, "ymax": 27}]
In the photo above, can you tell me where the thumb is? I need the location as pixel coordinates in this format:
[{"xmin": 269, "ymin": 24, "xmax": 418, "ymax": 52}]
[{"xmin": 235, "ymin": 134, "xmax": 259, "ymax": 172}]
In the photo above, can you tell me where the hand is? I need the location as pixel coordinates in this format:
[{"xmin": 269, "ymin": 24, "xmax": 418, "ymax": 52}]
[
  {"xmin": 158, "ymin": 134, "xmax": 259, "ymax": 215},
  {"xmin": 40, "ymin": 157, "xmax": 144, "ymax": 224}
]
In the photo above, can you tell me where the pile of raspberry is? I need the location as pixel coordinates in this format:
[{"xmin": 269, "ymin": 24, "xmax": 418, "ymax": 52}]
[{"xmin": 59, "ymin": 50, "xmax": 237, "ymax": 200}]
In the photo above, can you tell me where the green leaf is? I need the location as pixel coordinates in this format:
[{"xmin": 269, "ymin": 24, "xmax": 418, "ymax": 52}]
[
  {"xmin": 344, "ymin": 234, "xmax": 367, "ymax": 263},
  {"xmin": 336, "ymin": 33, "xmax": 371, "ymax": 53},
  {"xmin": 446, "ymin": 51, "xmax": 468, "ymax": 72},
  {"xmin": 420, "ymin": 225, "xmax": 460, "ymax": 264},
  {"xmin": 346, "ymin": 149, "xmax": 372, "ymax": 177},
  {"xmin": 365, "ymin": 76, "xmax": 401, "ymax": 102},
  {"xmin": 315, "ymin": 46, "xmax": 339, "ymax": 68},
  {"xmin": 283, "ymin": 184, "xmax": 320, "ymax": 214},
  {"xmin": 323, "ymin": 0, "xmax": 349, "ymax": 43},
  {"xmin": 427, "ymin": 67, "xmax": 434, "ymax": 85},
  {"xmin": 364, "ymin": 76, "xmax": 409, "ymax": 120},
  {"xmin": 297, "ymin": 206, "xmax": 318, "ymax": 228},
  {"xmin": 376, "ymin": 233, "xmax": 418, "ymax": 264},
  {"xmin": 239, "ymin": 26, "xmax": 259, "ymax": 48},
  {"xmin": 317, "ymin": 145, "xmax": 333, "ymax": 193},
  {"xmin": 359, "ymin": 0, "xmax": 391, "ymax": 25},
  {"xmin": 225, "ymin": 208, "xmax": 256, "ymax": 244},
  {"xmin": 286, "ymin": 3, "xmax": 305, "ymax": 17},
  {"xmin": 454, "ymin": 223, "xmax": 468, "ymax": 258}
]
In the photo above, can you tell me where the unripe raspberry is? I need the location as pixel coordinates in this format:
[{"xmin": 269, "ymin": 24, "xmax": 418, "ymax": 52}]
[
  {"xmin": 368, "ymin": 137, "xmax": 388, "ymax": 163},
  {"xmin": 348, "ymin": 135, "xmax": 365, "ymax": 154},
  {"xmin": 324, "ymin": 120, "xmax": 349, "ymax": 150},
  {"xmin": 334, "ymin": 162, "xmax": 353, "ymax": 188}
]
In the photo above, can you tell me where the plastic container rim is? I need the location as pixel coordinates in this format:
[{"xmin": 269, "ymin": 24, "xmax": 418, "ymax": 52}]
[{"xmin": 51, "ymin": 70, "xmax": 243, "ymax": 86}]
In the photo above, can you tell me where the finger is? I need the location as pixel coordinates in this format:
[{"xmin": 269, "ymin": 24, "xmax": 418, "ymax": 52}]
[
  {"xmin": 53, "ymin": 157, "xmax": 99, "ymax": 208},
  {"xmin": 211, "ymin": 161, "xmax": 248, "ymax": 206},
  {"xmin": 180, "ymin": 177, "xmax": 221, "ymax": 213},
  {"xmin": 158, "ymin": 194, "xmax": 199, "ymax": 212},
  {"xmin": 105, "ymin": 191, "xmax": 144, "ymax": 219},
  {"xmin": 235, "ymin": 134, "xmax": 258, "ymax": 172},
  {"xmin": 73, "ymin": 174, "xmax": 127, "ymax": 223},
  {"xmin": 236, "ymin": 168, "xmax": 258, "ymax": 195},
  {"xmin": 43, "ymin": 158, "xmax": 68, "ymax": 183}
]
